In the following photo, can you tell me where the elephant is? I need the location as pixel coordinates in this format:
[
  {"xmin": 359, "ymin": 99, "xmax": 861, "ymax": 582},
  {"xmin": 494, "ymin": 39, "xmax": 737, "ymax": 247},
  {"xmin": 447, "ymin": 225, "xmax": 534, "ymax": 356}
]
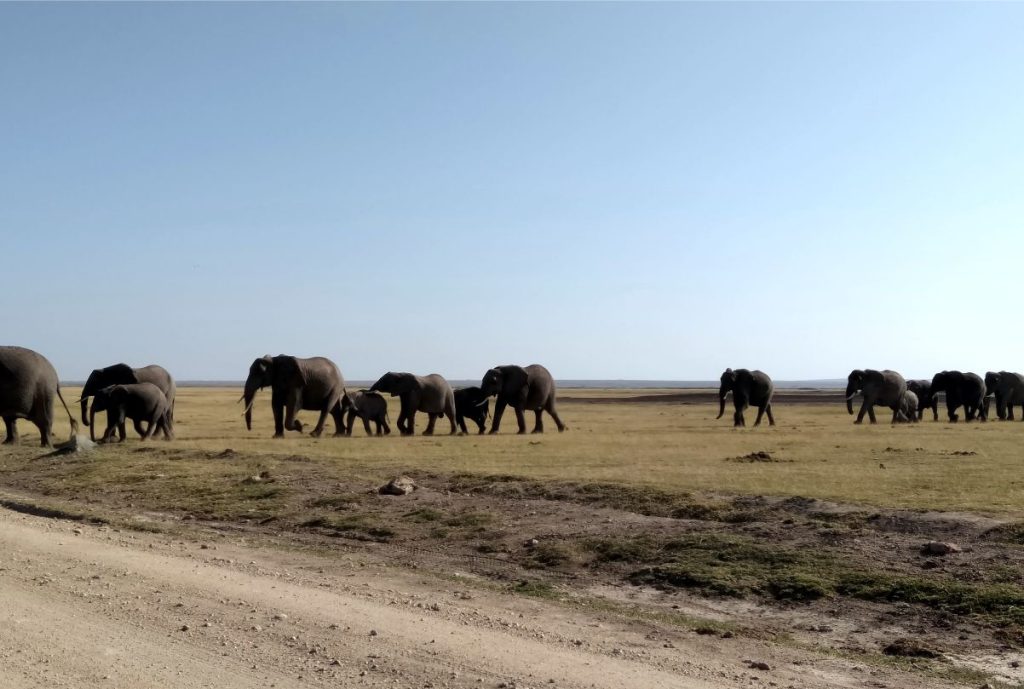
[
  {"xmin": 453, "ymin": 386, "xmax": 490, "ymax": 435},
  {"xmin": 80, "ymin": 363, "xmax": 175, "ymax": 439},
  {"xmin": 0, "ymin": 346, "xmax": 78, "ymax": 447},
  {"xmin": 342, "ymin": 390, "xmax": 391, "ymax": 436},
  {"xmin": 480, "ymin": 364, "xmax": 566, "ymax": 434},
  {"xmin": 983, "ymin": 371, "xmax": 1024, "ymax": 421},
  {"xmin": 845, "ymin": 369, "xmax": 908, "ymax": 424},
  {"xmin": 242, "ymin": 355, "xmax": 346, "ymax": 437},
  {"xmin": 899, "ymin": 390, "xmax": 919, "ymax": 423},
  {"xmin": 369, "ymin": 372, "xmax": 457, "ymax": 435},
  {"xmin": 906, "ymin": 379, "xmax": 938, "ymax": 421},
  {"xmin": 716, "ymin": 368, "xmax": 774, "ymax": 427},
  {"xmin": 931, "ymin": 370, "xmax": 986, "ymax": 422},
  {"xmin": 94, "ymin": 383, "xmax": 173, "ymax": 442}
]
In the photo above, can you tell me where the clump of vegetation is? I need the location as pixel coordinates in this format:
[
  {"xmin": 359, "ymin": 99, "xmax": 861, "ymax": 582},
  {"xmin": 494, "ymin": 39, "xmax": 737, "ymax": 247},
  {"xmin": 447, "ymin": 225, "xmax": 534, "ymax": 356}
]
[
  {"xmin": 510, "ymin": 580, "xmax": 559, "ymax": 599},
  {"xmin": 528, "ymin": 542, "xmax": 575, "ymax": 568},
  {"xmin": 300, "ymin": 514, "xmax": 395, "ymax": 542}
]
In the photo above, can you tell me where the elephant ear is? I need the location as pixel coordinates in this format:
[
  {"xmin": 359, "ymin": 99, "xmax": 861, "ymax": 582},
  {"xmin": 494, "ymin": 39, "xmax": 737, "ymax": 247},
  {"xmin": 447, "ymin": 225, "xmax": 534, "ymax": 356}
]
[
  {"xmin": 865, "ymin": 370, "xmax": 884, "ymax": 384},
  {"xmin": 503, "ymin": 366, "xmax": 530, "ymax": 396},
  {"xmin": 105, "ymin": 363, "xmax": 138, "ymax": 384},
  {"xmin": 274, "ymin": 355, "xmax": 307, "ymax": 387}
]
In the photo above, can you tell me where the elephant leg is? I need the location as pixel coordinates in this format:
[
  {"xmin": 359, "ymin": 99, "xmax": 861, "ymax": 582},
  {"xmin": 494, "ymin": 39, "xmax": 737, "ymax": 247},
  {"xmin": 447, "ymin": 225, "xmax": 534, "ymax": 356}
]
[
  {"xmin": 309, "ymin": 408, "xmax": 329, "ymax": 437},
  {"xmin": 753, "ymin": 406, "xmax": 766, "ymax": 426},
  {"xmin": 544, "ymin": 400, "xmax": 567, "ymax": 432},
  {"xmin": 139, "ymin": 414, "xmax": 156, "ymax": 440},
  {"xmin": 532, "ymin": 409, "xmax": 544, "ymax": 434},
  {"xmin": 489, "ymin": 400, "xmax": 507, "ymax": 434},
  {"xmin": 381, "ymin": 416, "xmax": 391, "ymax": 435},
  {"xmin": 272, "ymin": 403, "xmax": 285, "ymax": 438},
  {"xmin": 765, "ymin": 404, "xmax": 776, "ymax": 426},
  {"xmin": 423, "ymin": 412, "xmax": 437, "ymax": 436},
  {"xmin": 329, "ymin": 405, "xmax": 346, "ymax": 436},
  {"xmin": 514, "ymin": 406, "xmax": 527, "ymax": 434},
  {"xmin": 2, "ymin": 416, "xmax": 17, "ymax": 444},
  {"xmin": 734, "ymin": 409, "xmax": 744, "ymax": 427},
  {"xmin": 34, "ymin": 406, "xmax": 54, "ymax": 447},
  {"xmin": 456, "ymin": 413, "xmax": 468, "ymax": 435},
  {"xmin": 406, "ymin": 411, "xmax": 417, "ymax": 436},
  {"xmin": 447, "ymin": 407, "xmax": 458, "ymax": 435},
  {"xmin": 854, "ymin": 400, "xmax": 869, "ymax": 424},
  {"xmin": 362, "ymin": 415, "xmax": 373, "ymax": 436},
  {"xmin": 866, "ymin": 404, "xmax": 877, "ymax": 424},
  {"xmin": 131, "ymin": 419, "xmax": 145, "ymax": 439}
]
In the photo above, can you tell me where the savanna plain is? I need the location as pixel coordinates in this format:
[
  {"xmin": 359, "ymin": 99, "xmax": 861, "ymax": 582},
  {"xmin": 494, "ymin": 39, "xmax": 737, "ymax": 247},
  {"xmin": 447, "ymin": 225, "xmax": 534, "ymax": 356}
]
[{"xmin": 2, "ymin": 387, "xmax": 1024, "ymax": 689}]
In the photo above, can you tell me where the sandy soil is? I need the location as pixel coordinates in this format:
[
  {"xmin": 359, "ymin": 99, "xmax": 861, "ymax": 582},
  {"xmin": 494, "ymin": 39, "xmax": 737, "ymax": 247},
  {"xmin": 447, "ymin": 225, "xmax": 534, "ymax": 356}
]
[{"xmin": 0, "ymin": 505, "xmax": 965, "ymax": 689}]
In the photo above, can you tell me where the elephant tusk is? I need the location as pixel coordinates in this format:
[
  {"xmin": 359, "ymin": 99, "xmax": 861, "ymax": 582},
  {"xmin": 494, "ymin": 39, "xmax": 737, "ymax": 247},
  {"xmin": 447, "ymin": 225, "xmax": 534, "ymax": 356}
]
[
  {"xmin": 845, "ymin": 392, "xmax": 859, "ymax": 401},
  {"xmin": 474, "ymin": 399, "xmax": 489, "ymax": 407}
]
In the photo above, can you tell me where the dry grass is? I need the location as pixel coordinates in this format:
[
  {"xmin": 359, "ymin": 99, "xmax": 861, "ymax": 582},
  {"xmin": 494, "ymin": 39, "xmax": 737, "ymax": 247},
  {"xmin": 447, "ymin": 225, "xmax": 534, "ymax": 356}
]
[{"xmin": 5, "ymin": 386, "xmax": 1024, "ymax": 515}]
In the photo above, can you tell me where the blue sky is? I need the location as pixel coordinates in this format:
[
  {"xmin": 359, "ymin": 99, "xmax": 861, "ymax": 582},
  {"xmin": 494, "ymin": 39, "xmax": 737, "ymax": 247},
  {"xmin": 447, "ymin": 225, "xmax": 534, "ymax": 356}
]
[{"xmin": 2, "ymin": 3, "xmax": 1022, "ymax": 381}]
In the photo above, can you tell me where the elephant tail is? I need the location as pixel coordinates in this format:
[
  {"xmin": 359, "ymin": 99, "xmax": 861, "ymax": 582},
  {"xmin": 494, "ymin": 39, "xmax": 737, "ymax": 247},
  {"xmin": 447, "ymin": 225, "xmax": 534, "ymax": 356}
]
[{"xmin": 56, "ymin": 385, "xmax": 80, "ymax": 436}]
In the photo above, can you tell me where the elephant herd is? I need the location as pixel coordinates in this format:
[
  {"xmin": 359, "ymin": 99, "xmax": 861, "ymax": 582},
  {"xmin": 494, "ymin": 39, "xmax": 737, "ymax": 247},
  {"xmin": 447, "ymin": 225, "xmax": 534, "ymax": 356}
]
[
  {"xmin": 717, "ymin": 366, "xmax": 1024, "ymax": 427},
  {"xmin": 4, "ymin": 344, "xmax": 1022, "ymax": 446},
  {"xmin": 239, "ymin": 355, "xmax": 567, "ymax": 439},
  {"xmin": 0, "ymin": 346, "xmax": 568, "ymax": 446}
]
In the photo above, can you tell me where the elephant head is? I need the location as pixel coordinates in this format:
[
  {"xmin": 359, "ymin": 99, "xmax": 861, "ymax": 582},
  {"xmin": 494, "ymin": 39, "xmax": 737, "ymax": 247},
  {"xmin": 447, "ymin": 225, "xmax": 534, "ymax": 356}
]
[
  {"xmin": 930, "ymin": 370, "xmax": 955, "ymax": 395},
  {"xmin": 81, "ymin": 363, "xmax": 138, "ymax": 428},
  {"xmin": 480, "ymin": 366, "xmax": 528, "ymax": 398},
  {"xmin": 717, "ymin": 368, "xmax": 737, "ymax": 420},
  {"xmin": 845, "ymin": 370, "xmax": 866, "ymax": 415},
  {"xmin": 985, "ymin": 372, "xmax": 1000, "ymax": 398},
  {"xmin": 242, "ymin": 355, "xmax": 306, "ymax": 431},
  {"xmin": 88, "ymin": 385, "xmax": 118, "ymax": 441},
  {"xmin": 369, "ymin": 372, "xmax": 415, "ymax": 397}
]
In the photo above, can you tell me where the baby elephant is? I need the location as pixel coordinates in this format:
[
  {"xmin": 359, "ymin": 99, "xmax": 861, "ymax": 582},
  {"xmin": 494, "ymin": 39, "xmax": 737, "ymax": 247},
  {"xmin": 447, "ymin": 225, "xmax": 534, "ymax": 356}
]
[
  {"xmin": 343, "ymin": 390, "xmax": 391, "ymax": 436},
  {"xmin": 453, "ymin": 387, "xmax": 490, "ymax": 435},
  {"xmin": 95, "ymin": 383, "xmax": 174, "ymax": 442},
  {"xmin": 898, "ymin": 391, "xmax": 919, "ymax": 423}
]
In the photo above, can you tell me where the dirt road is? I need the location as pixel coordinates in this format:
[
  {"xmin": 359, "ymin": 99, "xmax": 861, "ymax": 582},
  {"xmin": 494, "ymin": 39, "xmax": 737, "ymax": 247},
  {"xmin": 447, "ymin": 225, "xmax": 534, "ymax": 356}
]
[{"xmin": 0, "ymin": 506, "xmax": 958, "ymax": 689}]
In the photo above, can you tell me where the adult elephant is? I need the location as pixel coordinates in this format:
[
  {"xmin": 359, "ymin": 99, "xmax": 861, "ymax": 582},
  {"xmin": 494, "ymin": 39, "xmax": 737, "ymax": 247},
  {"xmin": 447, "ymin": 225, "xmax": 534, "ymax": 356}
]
[
  {"xmin": 94, "ymin": 383, "xmax": 173, "ymax": 442},
  {"xmin": 931, "ymin": 370, "xmax": 986, "ymax": 422},
  {"xmin": 983, "ymin": 371, "xmax": 1024, "ymax": 421},
  {"xmin": 845, "ymin": 369, "xmax": 907, "ymax": 424},
  {"xmin": 369, "ymin": 372, "xmax": 456, "ymax": 435},
  {"xmin": 242, "ymin": 355, "xmax": 346, "ymax": 437},
  {"xmin": 906, "ymin": 379, "xmax": 938, "ymax": 421},
  {"xmin": 480, "ymin": 364, "xmax": 566, "ymax": 434},
  {"xmin": 0, "ymin": 346, "xmax": 77, "ymax": 447},
  {"xmin": 80, "ymin": 363, "xmax": 175, "ymax": 438},
  {"xmin": 716, "ymin": 368, "xmax": 774, "ymax": 427}
]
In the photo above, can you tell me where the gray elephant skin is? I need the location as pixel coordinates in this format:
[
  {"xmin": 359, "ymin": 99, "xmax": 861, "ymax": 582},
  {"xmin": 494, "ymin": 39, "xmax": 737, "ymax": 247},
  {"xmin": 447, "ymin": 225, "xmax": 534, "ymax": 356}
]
[
  {"xmin": 454, "ymin": 386, "xmax": 490, "ymax": 435},
  {"xmin": 94, "ymin": 383, "xmax": 173, "ymax": 442},
  {"xmin": 931, "ymin": 370, "xmax": 986, "ymax": 422},
  {"xmin": 343, "ymin": 390, "xmax": 391, "ymax": 436},
  {"xmin": 845, "ymin": 369, "xmax": 907, "ymax": 424},
  {"xmin": 906, "ymin": 380, "xmax": 938, "ymax": 421},
  {"xmin": 480, "ymin": 364, "xmax": 566, "ymax": 434},
  {"xmin": 80, "ymin": 363, "xmax": 175, "ymax": 440},
  {"xmin": 0, "ymin": 346, "xmax": 77, "ymax": 447},
  {"xmin": 899, "ymin": 390, "xmax": 919, "ymax": 423},
  {"xmin": 369, "ymin": 372, "xmax": 456, "ymax": 435},
  {"xmin": 984, "ymin": 371, "xmax": 1024, "ymax": 421},
  {"xmin": 243, "ymin": 355, "xmax": 346, "ymax": 437},
  {"xmin": 717, "ymin": 368, "xmax": 774, "ymax": 427}
]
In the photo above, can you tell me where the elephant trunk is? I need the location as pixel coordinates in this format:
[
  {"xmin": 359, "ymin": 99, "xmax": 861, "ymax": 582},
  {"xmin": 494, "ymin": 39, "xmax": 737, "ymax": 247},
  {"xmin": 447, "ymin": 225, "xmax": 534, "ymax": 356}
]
[
  {"xmin": 716, "ymin": 388, "xmax": 728, "ymax": 419},
  {"xmin": 89, "ymin": 405, "xmax": 97, "ymax": 442},
  {"xmin": 242, "ymin": 378, "xmax": 259, "ymax": 431},
  {"xmin": 81, "ymin": 396, "xmax": 90, "ymax": 427},
  {"xmin": 845, "ymin": 384, "xmax": 857, "ymax": 414}
]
